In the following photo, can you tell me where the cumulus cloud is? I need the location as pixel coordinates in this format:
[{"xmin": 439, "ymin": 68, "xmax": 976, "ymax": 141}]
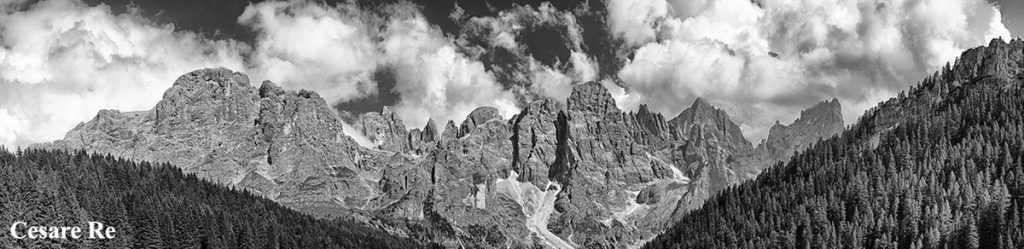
[
  {"xmin": 0, "ymin": 0, "xmax": 531, "ymax": 147},
  {"xmin": 607, "ymin": 0, "xmax": 669, "ymax": 46},
  {"xmin": 610, "ymin": 0, "xmax": 1011, "ymax": 143},
  {"xmin": 239, "ymin": 1, "xmax": 520, "ymax": 128},
  {"xmin": 379, "ymin": 8, "xmax": 519, "ymax": 128},
  {"xmin": 238, "ymin": 0, "xmax": 381, "ymax": 103},
  {"xmin": 0, "ymin": 0, "xmax": 248, "ymax": 148}
]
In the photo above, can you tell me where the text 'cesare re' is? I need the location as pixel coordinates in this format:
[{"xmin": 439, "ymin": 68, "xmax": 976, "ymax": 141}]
[{"xmin": 9, "ymin": 221, "xmax": 116, "ymax": 240}]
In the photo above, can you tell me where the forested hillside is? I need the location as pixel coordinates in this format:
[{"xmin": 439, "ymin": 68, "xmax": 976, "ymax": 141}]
[
  {"xmin": 645, "ymin": 39, "xmax": 1024, "ymax": 248},
  {"xmin": 0, "ymin": 148, "xmax": 423, "ymax": 249}
]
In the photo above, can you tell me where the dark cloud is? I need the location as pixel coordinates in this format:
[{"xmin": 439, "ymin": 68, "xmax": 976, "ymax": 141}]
[
  {"xmin": 575, "ymin": 0, "xmax": 626, "ymax": 79},
  {"xmin": 478, "ymin": 46, "xmax": 532, "ymax": 96},
  {"xmin": 520, "ymin": 23, "xmax": 571, "ymax": 68},
  {"xmin": 333, "ymin": 66, "xmax": 401, "ymax": 119}
]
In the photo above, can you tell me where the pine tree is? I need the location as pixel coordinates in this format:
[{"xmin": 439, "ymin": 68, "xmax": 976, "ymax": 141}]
[{"xmin": 963, "ymin": 217, "xmax": 980, "ymax": 249}]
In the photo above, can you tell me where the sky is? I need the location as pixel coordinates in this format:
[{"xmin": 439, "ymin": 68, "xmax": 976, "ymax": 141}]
[
  {"xmin": 994, "ymin": 0, "xmax": 1024, "ymax": 36},
  {"xmin": 0, "ymin": 0, "xmax": 1018, "ymax": 148}
]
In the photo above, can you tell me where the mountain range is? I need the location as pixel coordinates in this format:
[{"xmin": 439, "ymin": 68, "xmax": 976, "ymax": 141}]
[
  {"xmin": 25, "ymin": 36, "xmax": 1024, "ymax": 248},
  {"xmin": 35, "ymin": 64, "xmax": 842, "ymax": 247}
]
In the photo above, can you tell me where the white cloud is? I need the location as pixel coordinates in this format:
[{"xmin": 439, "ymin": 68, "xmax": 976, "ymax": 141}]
[
  {"xmin": 570, "ymin": 51, "xmax": 599, "ymax": 83},
  {"xmin": 531, "ymin": 62, "xmax": 574, "ymax": 101},
  {"xmin": 607, "ymin": 0, "xmax": 670, "ymax": 46},
  {"xmin": 0, "ymin": 0, "xmax": 248, "ymax": 148},
  {"xmin": 0, "ymin": 109, "xmax": 28, "ymax": 147},
  {"xmin": 239, "ymin": 0, "xmax": 381, "ymax": 103},
  {"xmin": 238, "ymin": 0, "xmax": 521, "ymax": 129},
  {"xmin": 610, "ymin": 0, "xmax": 1011, "ymax": 143},
  {"xmin": 522, "ymin": 51, "xmax": 597, "ymax": 102},
  {"xmin": 380, "ymin": 12, "xmax": 519, "ymax": 127}
]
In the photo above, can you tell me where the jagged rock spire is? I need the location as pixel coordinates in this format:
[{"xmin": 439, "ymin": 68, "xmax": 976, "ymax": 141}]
[
  {"xmin": 567, "ymin": 81, "xmax": 620, "ymax": 116},
  {"xmin": 670, "ymin": 97, "xmax": 751, "ymax": 152},
  {"xmin": 459, "ymin": 106, "xmax": 502, "ymax": 138},
  {"xmin": 750, "ymin": 98, "xmax": 845, "ymax": 177}
]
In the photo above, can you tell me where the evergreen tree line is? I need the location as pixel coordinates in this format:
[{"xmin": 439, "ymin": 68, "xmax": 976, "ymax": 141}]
[
  {"xmin": 644, "ymin": 73, "xmax": 1024, "ymax": 248},
  {"xmin": 0, "ymin": 148, "xmax": 423, "ymax": 249}
]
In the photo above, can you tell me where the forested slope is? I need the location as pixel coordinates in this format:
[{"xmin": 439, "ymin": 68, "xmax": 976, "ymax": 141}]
[
  {"xmin": 0, "ymin": 148, "xmax": 423, "ymax": 249},
  {"xmin": 645, "ymin": 39, "xmax": 1024, "ymax": 248}
]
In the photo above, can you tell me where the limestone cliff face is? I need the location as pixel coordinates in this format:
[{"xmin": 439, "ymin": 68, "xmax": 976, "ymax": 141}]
[
  {"xmin": 545, "ymin": 82, "xmax": 677, "ymax": 247},
  {"xmin": 669, "ymin": 98, "xmax": 752, "ymax": 154},
  {"xmin": 41, "ymin": 69, "xmax": 842, "ymax": 248},
  {"xmin": 348, "ymin": 107, "xmax": 444, "ymax": 156},
  {"xmin": 947, "ymin": 38, "xmax": 1024, "ymax": 82},
  {"xmin": 510, "ymin": 99, "xmax": 561, "ymax": 187},
  {"xmin": 39, "ymin": 68, "xmax": 377, "ymax": 216}
]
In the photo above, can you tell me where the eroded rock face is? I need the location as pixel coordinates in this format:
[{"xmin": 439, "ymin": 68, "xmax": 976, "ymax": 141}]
[
  {"xmin": 351, "ymin": 107, "xmax": 410, "ymax": 153},
  {"xmin": 351, "ymin": 108, "xmax": 441, "ymax": 155},
  {"xmin": 510, "ymin": 99, "xmax": 561, "ymax": 187},
  {"xmin": 40, "ymin": 68, "xmax": 843, "ymax": 248},
  {"xmin": 544, "ymin": 82, "xmax": 679, "ymax": 247},
  {"xmin": 725, "ymin": 98, "xmax": 847, "ymax": 181},
  {"xmin": 762, "ymin": 99, "xmax": 843, "ymax": 163},
  {"xmin": 40, "ymin": 68, "xmax": 377, "ymax": 216},
  {"xmin": 948, "ymin": 38, "xmax": 1024, "ymax": 81},
  {"xmin": 669, "ymin": 98, "xmax": 752, "ymax": 154}
]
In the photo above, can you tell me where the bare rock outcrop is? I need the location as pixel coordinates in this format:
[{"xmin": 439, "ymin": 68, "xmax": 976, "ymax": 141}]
[{"xmin": 40, "ymin": 68, "xmax": 376, "ymax": 217}]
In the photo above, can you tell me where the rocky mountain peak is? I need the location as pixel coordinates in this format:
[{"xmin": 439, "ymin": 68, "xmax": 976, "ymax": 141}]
[
  {"xmin": 348, "ymin": 105, "xmax": 448, "ymax": 154},
  {"xmin": 670, "ymin": 97, "xmax": 750, "ymax": 151},
  {"xmin": 459, "ymin": 106, "xmax": 502, "ymax": 137},
  {"xmin": 259, "ymin": 80, "xmax": 285, "ymax": 98},
  {"xmin": 352, "ymin": 107, "xmax": 410, "ymax": 152},
  {"xmin": 441, "ymin": 120, "xmax": 459, "ymax": 141},
  {"xmin": 675, "ymin": 98, "xmax": 720, "ymax": 121},
  {"xmin": 754, "ymin": 98, "xmax": 845, "ymax": 175},
  {"xmin": 632, "ymin": 104, "xmax": 674, "ymax": 142},
  {"xmin": 422, "ymin": 118, "xmax": 439, "ymax": 141},
  {"xmin": 170, "ymin": 67, "xmax": 251, "ymax": 92},
  {"xmin": 948, "ymin": 38, "xmax": 1024, "ymax": 81},
  {"xmin": 154, "ymin": 68, "xmax": 259, "ymax": 134},
  {"xmin": 567, "ymin": 81, "xmax": 619, "ymax": 116},
  {"xmin": 795, "ymin": 98, "xmax": 842, "ymax": 126},
  {"xmin": 42, "ymin": 68, "xmax": 372, "ymax": 214},
  {"xmin": 637, "ymin": 103, "xmax": 654, "ymax": 116},
  {"xmin": 689, "ymin": 97, "xmax": 713, "ymax": 109},
  {"xmin": 159, "ymin": 68, "xmax": 254, "ymax": 108},
  {"xmin": 510, "ymin": 99, "xmax": 561, "ymax": 186}
]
